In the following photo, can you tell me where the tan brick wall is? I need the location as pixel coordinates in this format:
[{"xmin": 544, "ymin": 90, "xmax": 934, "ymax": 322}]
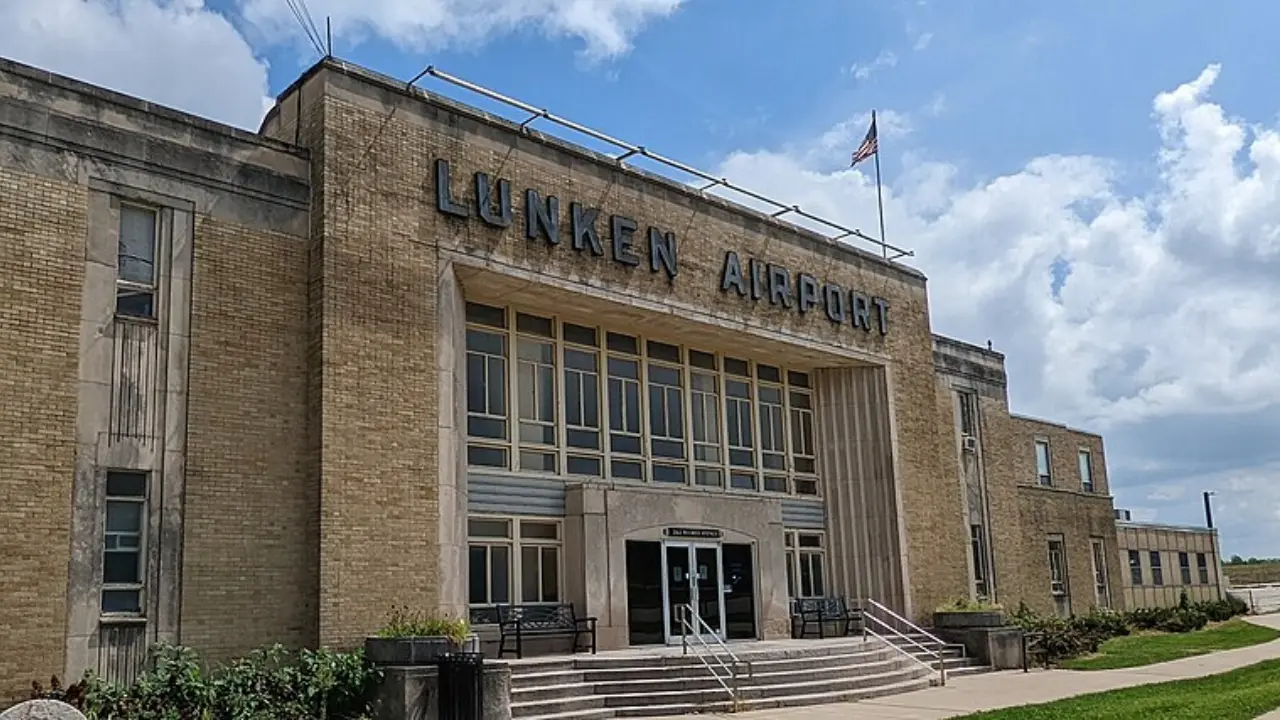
[
  {"xmin": 0, "ymin": 167, "xmax": 85, "ymax": 702},
  {"xmin": 181, "ymin": 216, "xmax": 314, "ymax": 660},
  {"xmin": 980, "ymin": 407, "xmax": 1122, "ymax": 615},
  {"xmin": 289, "ymin": 63, "xmax": 967, "ymax": 628}
]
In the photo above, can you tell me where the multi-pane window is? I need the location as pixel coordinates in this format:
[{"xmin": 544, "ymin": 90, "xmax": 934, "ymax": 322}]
[
  {"xmin": 468, "ymin": 517, "xmax": 563, "ymax": 624},
  {"xmin": 462, "ymin": 305, "xmax": 823, "ymax": 496},
  {"xmin": 1178, "ymin": 552, "xmax": 1192, "ymax": 585},
  {"xmin": 971, "ymin": 524, "xmax": 990, "ymax": 599},
  {"xmin": 1149, "ymin": 551, "xmax": 1164, "ymax": 586},
  {"xmin": 757, "ymin": 365, "xmax": 788, "ymax": 493},
  {"xmin": 563, "ymin": 323, "xmax": 602, "ymax": 478},
  {"xmin": 1048, "ymin": 537, "xmax": 1068, "ymax": 596},
  {"xmin": 466, "ymin": 303, "xmax": 509, "ymax": 469},
  {"xmin": 958, "ymin": 390, "xmax": 977, "ymax": 438},
  {"xmin": 1091, "ymin": 538, "xmax": 1110, "ymax": 608},
  {"xmin": 607, "ymin": 333, "xmax": 645, "ymax": 481},
  {"xmin": 784, "ymin": 531, "xmax": 826, "ymax": 598},
  {"xmin": 647, "ymin": 341, "xmax": 686, "ymax": 484},
  {"xmin": 1035, "ymin": 440, "xmax": 1052, "ymax": 486},
  {"xmin": 1129, "ymin": 550, "xmax": 1143, "ymax": 585},
  {"xmin": 725, "ymin": 359, "xmax": 757, "ymax": 491},
  {"xmin": 102, "ymin": 471, "xmax": 147, "ymax": 615},
  {"xmin": 788, "ymin": 372, "xmax": 818, "ymax": 496},
  {"xmin": 690, "ymin": 351, "xmax": 724, "ymax": 488},
  {"xmin": 116, "ymin": 205, "xmax": 158, "ymax": 319},
  {"xmin": 517, "ymin": 313, "xmax": 558, "ymax": 473},
  {"xmin": 1078, "ymin": 450, "xmax": 1094, "ymax": 492},
  {"xmin": 1197, "ymin": 553, "xmax": 1210, "ymax": 584}
]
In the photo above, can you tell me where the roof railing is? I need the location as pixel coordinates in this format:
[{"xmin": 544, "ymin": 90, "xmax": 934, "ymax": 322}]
[{"xmin": 406, "ymin": 65, "xmax": 915, "ymax": 263}]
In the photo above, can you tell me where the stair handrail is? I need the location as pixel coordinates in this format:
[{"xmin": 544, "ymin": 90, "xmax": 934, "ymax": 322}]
[
  {"xmin": 860, "ymin": 618, "xmax": 947, "ymax": 686},
  {"xmin": 860, "ymin": 603, "xmax": 947, "ymax": 686},
  {"xmin": 676, "ymin": 604, "xmax": 752, "ymax": 705},
  {"xmin": 863, "ymin": 598, "xmax": 956, "ymax": 653}
]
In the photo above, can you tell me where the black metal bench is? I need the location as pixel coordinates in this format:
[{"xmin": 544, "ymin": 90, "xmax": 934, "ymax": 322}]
[
  {"xmin": 497, "ymin": 604, "xmax": 597, "ymax": 659},
  {"xmin": 791, "ymin": 597, "xmax": 859, "ymax": 638}
]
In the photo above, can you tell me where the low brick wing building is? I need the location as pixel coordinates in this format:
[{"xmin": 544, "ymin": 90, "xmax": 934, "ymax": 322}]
[{"xmin": 0, "ymin": 55, "xmax": 1210, "ymax": 703}]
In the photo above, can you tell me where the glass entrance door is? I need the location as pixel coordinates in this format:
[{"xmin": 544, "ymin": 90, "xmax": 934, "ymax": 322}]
[{"xmin": 662, "ymin": 542, "xmax": 725, "ymax": 644}]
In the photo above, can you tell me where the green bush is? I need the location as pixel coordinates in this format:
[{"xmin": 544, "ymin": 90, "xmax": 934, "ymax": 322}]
[
  {"xmin": 376, "ymin": 605, "xmax": 470, "ymax": 644},
  {"xmin": 1157, "ymin": 607, "xmax": 1209, "ymax": 633},
  {"xmin": 1128, "ymin": 606, "xmax": 1176, "ymax": 631},
  {"xmin": 44, "ymin": 643, "xmax": 380, "ymax": 720}
]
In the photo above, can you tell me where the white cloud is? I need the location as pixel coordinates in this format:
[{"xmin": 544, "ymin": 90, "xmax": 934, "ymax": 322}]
[
  {"xmin": 0, "ymin": 0, "xmax": 272, "ymax": 130},
  {"xmin": 848, "ymin": 50, "xmax": 899, "ymax": 81},
  {"xmin": 913, "ymin": 31, "xmax": 934, "ymax": 51},
  {"xmin": 714, "ymin": 65, "xmax": 1280, "ymax": 555},
  {"xmin": 1147, "ymin": 484, "xmax": 1186, "ymax": 502},
  {"xmin": 237, "ymin": 0, "xmax": 684, "ymax": 60}
]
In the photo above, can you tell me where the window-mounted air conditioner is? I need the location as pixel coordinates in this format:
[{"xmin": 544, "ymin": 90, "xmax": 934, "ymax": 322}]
[{"xmin": 962, "ymin": 435, "xmax": 978, "ymax": 454}]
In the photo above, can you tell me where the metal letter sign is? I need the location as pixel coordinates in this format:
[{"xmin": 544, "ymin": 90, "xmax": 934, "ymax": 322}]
[{"xmin": 664, "ymin": 527, "xmax": 723, "ymax": 539}]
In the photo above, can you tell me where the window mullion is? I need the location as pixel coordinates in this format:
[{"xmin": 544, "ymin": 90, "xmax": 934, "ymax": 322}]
[{"xmin": 505, "ymin": 310, "xmax": 516, "ymax": 471}]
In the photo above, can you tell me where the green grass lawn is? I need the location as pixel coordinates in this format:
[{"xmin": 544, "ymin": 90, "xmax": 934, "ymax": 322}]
[
  {"xmin": 956, "ymin": 659, "xmax": 1280, "ymax": 720},
  {"xmin": 1059, "ymin": 618, "xmax": 1280, "ymax": 671}
]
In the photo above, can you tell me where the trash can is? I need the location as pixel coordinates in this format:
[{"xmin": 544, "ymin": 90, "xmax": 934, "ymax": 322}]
[{"xmin": 437, "ymin": 651, "xmax": 485, "ymax": 720}]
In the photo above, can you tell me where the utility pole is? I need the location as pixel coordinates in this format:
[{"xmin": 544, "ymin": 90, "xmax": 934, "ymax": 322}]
[{"xmin": 1203, "ymin": 490, "xmax": 1216, "ymax": 529}]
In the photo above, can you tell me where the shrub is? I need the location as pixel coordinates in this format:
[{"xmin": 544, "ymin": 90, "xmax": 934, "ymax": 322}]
[
  {"xmin": 56, "ymin": 642, "xmax": 379, "ymax": 720},
  {"xmin": 376, "ymin": 605, "xmax": 470, "ymax": 644},
  {"xmin": 1127, "ymin": 606, "xmax": 1175, "ymax": 631},
  {"xmin": 1157, "ymin": 607, "xmax": 1209, "ymax": 633},
  {"xmin": 1073, "ymin": 609, "xmax": 1131, "ymax": 648}
]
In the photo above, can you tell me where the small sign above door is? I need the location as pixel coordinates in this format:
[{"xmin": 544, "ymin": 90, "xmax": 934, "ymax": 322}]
[{"xmin": 664, "ymin": 527, "xmax": 723, "ymax": 539}]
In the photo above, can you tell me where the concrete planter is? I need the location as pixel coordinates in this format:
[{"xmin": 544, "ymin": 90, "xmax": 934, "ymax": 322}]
[
  {"xmin": 365, "ymin": 633, "xmax": 481, "ymax": 666},
  {"xmin": 933, "ymin": 610, "xmax": 1005, "ymax": 629}
]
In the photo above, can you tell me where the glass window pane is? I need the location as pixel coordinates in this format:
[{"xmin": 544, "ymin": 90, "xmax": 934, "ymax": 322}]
[
  {"xmin": 469, "ymin": 546, "xmax": 488, "ymax": 603},
  {"xmin": 799, "ymin": 555, "xmax": 813, "ymax": 596},
  {"xmin": 730, "ymin": 473, "xmax": 757, "ymax": 490},
  {"xmin": 106, "ymin": 472, "xmax": 147, "ymax": 497},
  {"xmin": 466, "ymin": 329, "xmax": 505, "ymax": 355},
  {"xmin": 724, "ymin": 357, "xmax": 750, "ymax": 377},
  {"xmin": 467, "ymin": 444, "xmax": 507, "ymax": 467},
  {"xmin": 118, "ymin": 206, "xmax": 156, "ymax": 285},
  {"xmin": 469, "ymin": 519, "xmax": 511, "ymax": 538},
  {"xmin": 763, "ymin": 476, "xmax": 788, "ymax": 492},
  {"xmin": 646, "ymin": 340, "xmax": 681, "ymax": 363},
  {"xmin": 612, "ymin": 460, "xmax": 644, "ymax": 480},
  {"xmin": 519, "ymin": 450, "xmax": 557, "ymax": 472},
  {"xmin": 465, "ymin": 302, "xmax": 507, "ymax": 328},
  {"xmin": 566, "ymin": 455, "xmax": 602, "ymax": 476},
  {"xmin": 787, "ymin": 371, "xmax": 810, "ymax": 388},
  {"xmin": 611, "ymin": 433, "xmax": 641, "ymax": 455},
  {"xmin": 564, "ymin": 322, "xmax": 598, "ymax": 346},
  {"xmin": 491, "ymin": 546, "xmax": 510, "ymax": 603},
  {"xmin": 521, "ymin": 521, "xmax": 559, "ymax": 540},
  {"xmin": 695, "ymin": 468, "xmax": 723, "ymax": 487},
  {"xmin": 690, "ymin": 350, "xmax": 717, "ymax": 370},
  {"xmin": 606, "ymin": 332, "xmax": 638, "ymax": 354},
  {"xmin": 516, "ymin": 312, "xmax": 554, "ymax": 337},
  {"xmin": 542, "ymin": 547, "xmax": 559, "ymax": 602},
  {"xmin": 521, "ymin": 546, "xmax": 540, "ymax": 603},
  {"xmin": 757, "ymin": 364, "xmax": 781, "ymax": 383},
  {"xmin": 106, "ymin": 502, "xmax": 142, "ymax": 533},
  {"xmin": 567, "ymin": 429, "xmax": 600, "ymax": 450},
  {"xmin": 653, "ymin": 464, "xmax": 687, "ymax": 484},
  {"xmin": 115, "ymin": 290, "xmax": 154, "ymax": 318},
  {"xmin": 102, "ymin": 589, "xmax": 141, "ymax": 614},
  {"xmin": 488, "ymin": 357, "xmax": 507, "ymax": 416},
  {"xmin": 104, "ymin": 551, "xmax": 140, "ymax": 584},
  {"xmin": 811, "ymin": 556, "xmax": 825, "ymax": 596}
]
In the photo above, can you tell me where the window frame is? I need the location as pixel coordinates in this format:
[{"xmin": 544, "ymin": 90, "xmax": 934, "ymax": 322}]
[
  {"xmin": 101, "ymin": 470, "xmax": 149, "ymax": 617},
  {"xmin": 1047, "ymin": 535, "xmax": 1068, "ymax": 597},
  {"xmin": 1197, "ymin": 552, "xmax": 1210, "ymax": 585},
  {"xmin": 115, "ymin": 203, "xmax": 160, "ymax": 321},
  {"xmin": 467, "ymin": 515, "xmax": 564, "ymax": 623},
  {"xmin": 1128, "ymin": 550, "xmax": 1143, "ymax": 586},
  {"xmin": 1178, "ymin": 551, "xmax": 1192, "ymax": 586},
  {"xmin": 1149, "ymin": 551, "xmax": 1164, "ymax": 586},
  {"xmin": 784, "ymin": 530, "xmax": 827, "ymax": 599},
  {"xmin": 462, "ymin": 304, "xmax": 823, "ymax": 497},
  {"xmin": 971, "ymin": 524, "xmax": 990, "ymax": 600},
  {"xmin": 1078, "ymin": 448, "xmax": 1094, "ymax": 493},
  {"xmin": 1090, "ymin": 537, "xmax": 1110, "ymax": 608},
  {"xmin": 1035, "ymin": 439, "xmax": 1053, "ymax": 487}
]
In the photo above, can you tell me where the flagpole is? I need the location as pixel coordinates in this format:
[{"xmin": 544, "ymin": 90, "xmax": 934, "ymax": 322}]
[{"xmin": 871, "ymin": 110, "xmax": 887, "ymax": 259}]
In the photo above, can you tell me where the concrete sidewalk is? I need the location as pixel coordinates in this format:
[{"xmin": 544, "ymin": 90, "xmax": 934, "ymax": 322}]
[{"xmin": 650, "ymin": 613, "xmax": 1280, "ymax": 720}]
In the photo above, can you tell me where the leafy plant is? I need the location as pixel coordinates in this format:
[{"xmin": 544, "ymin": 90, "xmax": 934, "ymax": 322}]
[
  {"xmin": 935, "ymin": 597, "xmax": 1004, "ymax": 613},
  {"xmin": 30, "ymin": 675, "xmax": 88, "ymax": 707},
  {"xmin": 376, "ymin": 605, "xmax": 470, "ymax": 644}
]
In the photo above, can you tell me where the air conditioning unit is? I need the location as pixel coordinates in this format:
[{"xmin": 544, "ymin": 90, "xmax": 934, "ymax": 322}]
[{"xmin": 962, "ymin": 435, "xmax": 978, "ymax": 453}]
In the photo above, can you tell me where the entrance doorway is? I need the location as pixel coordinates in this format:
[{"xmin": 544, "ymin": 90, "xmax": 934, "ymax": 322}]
[
  {"xmin": 663, "ymin": 542, "xmax": 725, "ymax": 644},
  {"xmin": 625, "ymin": 538, "xmax": 757, "ymax": 646}
]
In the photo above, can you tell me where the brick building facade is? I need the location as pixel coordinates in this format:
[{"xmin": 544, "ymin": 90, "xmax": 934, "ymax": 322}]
[{"xmin": 0, "ymin": 55, "xmax": 1219, "ymax": 702}]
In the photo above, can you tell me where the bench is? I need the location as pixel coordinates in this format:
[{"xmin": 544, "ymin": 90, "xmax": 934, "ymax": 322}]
[
  {"xmin": 791, "ymin": 597, "xmax": 859, "ymax": 639},
  {"xmin": 497, "ymin": 604, "xmax": 598, "ymax": 660}
]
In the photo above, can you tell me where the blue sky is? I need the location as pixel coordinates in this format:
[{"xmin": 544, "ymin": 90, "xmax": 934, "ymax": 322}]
[{"xmin": 5, "ymin": 0, "xmax": 1280, "ymax": 558}]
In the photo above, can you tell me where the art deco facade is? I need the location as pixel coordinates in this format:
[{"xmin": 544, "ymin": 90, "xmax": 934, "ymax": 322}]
[{"xmin": 0, "ymin": 55, "xmax": 1219, "ymax": 703}]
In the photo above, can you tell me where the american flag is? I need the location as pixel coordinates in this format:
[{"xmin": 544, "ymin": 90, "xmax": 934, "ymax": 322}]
[{"xmin": 850, "ymin": 114, "xmax": 879, "ymax": 167}]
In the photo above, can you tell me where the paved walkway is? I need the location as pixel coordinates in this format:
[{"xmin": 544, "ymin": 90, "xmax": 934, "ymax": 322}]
[{"xmin": 652, "ymin": 613, "xmax": 1280, "ymax": 720}]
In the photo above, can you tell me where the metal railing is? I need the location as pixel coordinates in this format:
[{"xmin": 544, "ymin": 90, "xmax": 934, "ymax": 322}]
[
  {"xmin": 405, "ymin": 65, "xmax": 915, "ymax": 262},
  {"xmin": 676, "ymin": 604, "xmax": 752, "ymax": 706},
  {"xmin": 860, "ymin": 599, "xmax": 949, "ymax": 686}
]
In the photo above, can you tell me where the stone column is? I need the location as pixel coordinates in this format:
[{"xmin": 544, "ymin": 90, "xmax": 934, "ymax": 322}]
[{"xmin": 437, "ymin": 261, "xmax": 468, "ymax": 619}]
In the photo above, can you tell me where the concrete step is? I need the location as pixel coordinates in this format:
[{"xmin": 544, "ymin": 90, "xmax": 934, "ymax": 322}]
[
  {"xmin": 513, "ymin": 656, "xmax": 912, "ymax": 703},
  {"xmin": 509, "ymin": 639, "xmax": 881, "ymax": 675},
  {"xmin": 519, "ymin": 709, "xmax": 617, "ymax": 720},
  {"xmin": 611, "ymin": 675, "xmax": 936, "ymax": 717}
]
